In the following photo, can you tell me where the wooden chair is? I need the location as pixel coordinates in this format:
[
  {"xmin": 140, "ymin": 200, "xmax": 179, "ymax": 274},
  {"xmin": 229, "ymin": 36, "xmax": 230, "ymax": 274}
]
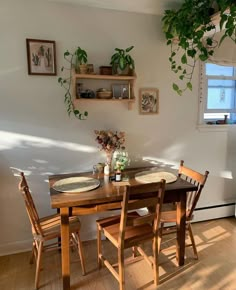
[
  {"xmin": 159, "ymin": 160, "xmax": 209, "ymax": 259},
  {"xmin": 96, "ymin": 180, "xmax": 166, "ymax": 290},
  {"xmin": 18, "ymin": 172, "xmax": 86, "ymax": 289}
]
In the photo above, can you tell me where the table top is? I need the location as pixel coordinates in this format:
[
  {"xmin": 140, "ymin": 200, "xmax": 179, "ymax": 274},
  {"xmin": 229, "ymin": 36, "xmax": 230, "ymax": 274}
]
[{"xmin": 49, "ymin": 167, "xmax": 197, "ymax": 209}]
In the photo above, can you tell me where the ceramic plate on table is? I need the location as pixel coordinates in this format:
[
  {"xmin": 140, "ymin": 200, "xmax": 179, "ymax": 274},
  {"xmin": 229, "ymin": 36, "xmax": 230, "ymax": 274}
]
[
  {"xmin": 52, "ymin": 176, "xmax": 100, "ymax": 193},
  {"xmin": 135, "ymin": 171, "xmax": 177, "ymax": 184}
]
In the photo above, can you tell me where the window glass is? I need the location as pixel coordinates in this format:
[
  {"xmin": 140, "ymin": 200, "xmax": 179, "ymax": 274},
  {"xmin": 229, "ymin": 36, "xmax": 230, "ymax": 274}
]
[
  {"xmin": 200, "ymin": 63, "xmax": 236, "ymax": 125},
  {"xmin": 207, "ymin": 88, "xmax": 234, "ymax": 110},
  {"xmin": 206, "ymin": 64, "xmax": 234, "ymax": 77}
]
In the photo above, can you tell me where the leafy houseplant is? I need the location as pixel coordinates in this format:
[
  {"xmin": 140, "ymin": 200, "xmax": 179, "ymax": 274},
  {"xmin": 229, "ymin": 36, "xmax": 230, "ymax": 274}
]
[
  {"xmin": 58, "ymin": 47, "xmax": 88, "ymax": 120},
  {"xmin": 162, "ymin": 0, "xmax": 236, "ymax": 95},
  {"xmin": 75, "ymin": 47, "xmax": 88, "ymax": 74},
  {"xmin": 110, "ymin": 46, "xmax": 135, "ymax": 75}
]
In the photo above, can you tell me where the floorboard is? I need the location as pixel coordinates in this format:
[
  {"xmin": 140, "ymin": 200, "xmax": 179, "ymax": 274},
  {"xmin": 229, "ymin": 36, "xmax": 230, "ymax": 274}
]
[{"xmin": 0, "ymin": 217, "xmax": 236, "ymax": 290}]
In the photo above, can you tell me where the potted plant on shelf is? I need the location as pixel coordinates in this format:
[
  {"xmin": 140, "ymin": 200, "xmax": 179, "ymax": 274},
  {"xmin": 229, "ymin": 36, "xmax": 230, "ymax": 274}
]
[
  {"xmin": 58, "ymin": 47, "xmax": 88, "ymax": 120},
  {"xmin": 162, "ymin": 0, "xmax": 236, "ymax": 95},
  {"xmin": 75, "ymin": 46, "xmax": 88, "ymax": 74},
  {"xmin": 110, "ymin": 46, "xmax": 135, "ymax": 75}
]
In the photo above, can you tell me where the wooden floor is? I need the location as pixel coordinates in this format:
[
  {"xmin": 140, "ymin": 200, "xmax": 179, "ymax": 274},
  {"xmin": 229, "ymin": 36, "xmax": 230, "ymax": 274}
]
[{"xmin": 1, "ymin": 217, "xmax": 236, "ymax": 290}]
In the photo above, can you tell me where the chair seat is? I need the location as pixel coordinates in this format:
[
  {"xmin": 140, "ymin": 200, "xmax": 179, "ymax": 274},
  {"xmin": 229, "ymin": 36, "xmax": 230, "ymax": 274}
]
[
  {"xmin": 38, "ymin": 214, "xmax": 81, "ymax": 240},
  {"xmin": 97, "ymin": 212, "xmax": 153, "ymax": 249},
  {"xmin": 160, "ymin": 210, "xmax": 191, "ymax": 223}
]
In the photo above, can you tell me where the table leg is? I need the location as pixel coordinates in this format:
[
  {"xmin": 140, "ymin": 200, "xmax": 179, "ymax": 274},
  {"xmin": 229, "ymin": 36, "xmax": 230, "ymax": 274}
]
[
  {"xmin": 61, "ymin": 207, "xmax": 70, "ymax": 290},
  {"xmin": 176, "ymin": 191, "xmax": 186, "ymax": 266}
]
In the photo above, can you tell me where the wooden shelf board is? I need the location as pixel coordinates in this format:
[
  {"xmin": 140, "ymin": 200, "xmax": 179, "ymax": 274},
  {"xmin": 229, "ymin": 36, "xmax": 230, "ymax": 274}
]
[
  {"xmin": 74, "ymin": 98, "xmax": 135, "ymax": 102},
  {"xmin": 73, "ymin": 73, "xmax": 136, "ymax": 80}
]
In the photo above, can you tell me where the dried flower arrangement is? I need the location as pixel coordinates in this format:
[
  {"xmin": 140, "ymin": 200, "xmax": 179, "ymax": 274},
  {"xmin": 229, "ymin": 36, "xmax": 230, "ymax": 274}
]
[{"xmin": 94, "ymin": 130, "xmax": 125, "ymax": 153}]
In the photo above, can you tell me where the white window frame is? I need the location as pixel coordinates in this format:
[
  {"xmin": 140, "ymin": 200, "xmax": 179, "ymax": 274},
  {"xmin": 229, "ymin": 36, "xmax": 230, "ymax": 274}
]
[{"xmin": 198, "ymin": 62, "xmax": 236, "ymax": 130}]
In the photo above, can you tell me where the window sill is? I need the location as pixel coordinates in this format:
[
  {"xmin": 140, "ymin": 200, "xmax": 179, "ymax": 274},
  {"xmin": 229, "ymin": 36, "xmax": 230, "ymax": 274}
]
[{"xmin": 197, "ymin": 124, "xmax": 236, "ymax": 132}]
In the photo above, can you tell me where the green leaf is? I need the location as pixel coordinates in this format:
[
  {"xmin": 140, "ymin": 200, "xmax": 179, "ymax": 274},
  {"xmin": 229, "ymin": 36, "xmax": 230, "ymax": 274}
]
[
  {"xmin": 220, "ymin": 14, "xmax": 227, "ymax": 30},
  {"xmin": 58, "ymin": 77, "xmax": 62, "ymax": 83},
  {"xmin": 173, "ymin": 83, "xmax": 179, "ymax": 91},
  {"xmin": 84, "ymin": 111, "xmax": 88, "ymax": 116},
  {"xmin": 119, "ymin": 57, "xmax": 126, "ymax": 70},
  {"xmin": 206, "ymin": 38, "xmax": 213, "ymax": 46},
  {"xmin": 187, "ymin": 82, "xmax": 192, "ymax": 91},
  {"xmin": 125, "ymin": 46, "xmax": 134, "ymax": 52},
  {"xmin": 166, "ymin": 32, "xmax": 173, "ymax": 39},
  {"xmin": 74, "ymin": 110, "xmax": 80, "ymax": 115},
  {"xmin": 181, "ymin": 54, "xmax": 187, "ymax": 64},
  {"xmin": 187, "ymin": 49, "xmax": 196, "ymax": 58},
  {"xmin": 177, "ymin": 89, "xmax": 182, "ymax": 96},
  {"xmin": 199, "ymin": 54, "xmax": 208, "ymax": 61},
  {"xmin": 64, "ymin": 50, "xmax": 70, "ymax": 57},
  {"xmin": 195, "ymin": 30, "xmax": 204, "ymax": 39},
  {"xmin": 179, "ymin": 75, "xmax": 184, "ymax": 80}
]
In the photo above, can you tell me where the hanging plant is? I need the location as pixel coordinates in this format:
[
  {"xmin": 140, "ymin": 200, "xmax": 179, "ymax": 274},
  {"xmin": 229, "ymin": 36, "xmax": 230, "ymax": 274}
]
[
  {"xmin": 162, "ymin": 0, "xmax": 236, "ymax": 95},
  {"xmin": 58, "ymin": 47, "xmax": 88, "ymax": 120}
]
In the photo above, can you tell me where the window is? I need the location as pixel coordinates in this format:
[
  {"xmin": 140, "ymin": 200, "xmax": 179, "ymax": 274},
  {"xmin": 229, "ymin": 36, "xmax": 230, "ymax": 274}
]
[{"xmin": 199, "ymin": 63, "xmax": 236, "ymax": 125}]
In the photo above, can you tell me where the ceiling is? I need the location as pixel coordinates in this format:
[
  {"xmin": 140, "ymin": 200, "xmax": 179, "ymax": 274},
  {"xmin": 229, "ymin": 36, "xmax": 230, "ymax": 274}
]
[{"xmin": 46, "ymin": 0, "xmax": 183, "ymax": 15}]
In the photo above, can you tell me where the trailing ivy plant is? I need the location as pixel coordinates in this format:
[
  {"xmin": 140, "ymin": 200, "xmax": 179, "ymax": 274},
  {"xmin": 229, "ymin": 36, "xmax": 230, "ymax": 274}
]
[
  {"xmin": 162, "ymin": 0, "xmax": 236, "ymax": 95},
  {"xmin": 58, "ymin": 47, "xmax": 88, "ymax": 120}
]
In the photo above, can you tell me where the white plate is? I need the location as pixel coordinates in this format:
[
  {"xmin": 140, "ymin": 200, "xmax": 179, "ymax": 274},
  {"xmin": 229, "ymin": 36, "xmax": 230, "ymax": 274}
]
[
  {"xmin": 52, "ymin": 176, "xmax": 100, "ymax": 193},
  {"xmin": 135, "ymin": 171, "xmax": 177, "ymax": 184}
]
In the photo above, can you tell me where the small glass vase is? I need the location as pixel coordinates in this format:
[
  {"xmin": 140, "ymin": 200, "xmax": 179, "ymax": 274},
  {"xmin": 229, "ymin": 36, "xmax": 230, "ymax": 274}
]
[{"xmin": 105, "ymin": 150, "xmax": 114, "ymax": 173}]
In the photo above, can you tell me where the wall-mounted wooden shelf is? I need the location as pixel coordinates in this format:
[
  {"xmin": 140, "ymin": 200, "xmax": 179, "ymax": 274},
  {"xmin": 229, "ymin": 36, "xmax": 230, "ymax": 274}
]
[{"xmin": 72, "ymin": 72, "xmax": 137, "ymax": 110}]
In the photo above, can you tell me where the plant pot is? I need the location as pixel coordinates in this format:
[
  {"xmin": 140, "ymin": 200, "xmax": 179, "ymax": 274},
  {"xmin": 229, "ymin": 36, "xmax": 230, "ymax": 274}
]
[
  {"xmin": 114, "ymin": 66, "xmax": 134, "ymax": 76},
  {"xmin": 79, "ymin": 64, "xmax": 88, "ymax": 74}
]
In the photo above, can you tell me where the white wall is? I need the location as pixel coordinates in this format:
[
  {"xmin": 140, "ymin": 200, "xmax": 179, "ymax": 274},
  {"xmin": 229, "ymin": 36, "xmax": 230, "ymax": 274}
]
[{"xmin": 0, "ymin": 0, "xmax": 235, "ymax": 255}]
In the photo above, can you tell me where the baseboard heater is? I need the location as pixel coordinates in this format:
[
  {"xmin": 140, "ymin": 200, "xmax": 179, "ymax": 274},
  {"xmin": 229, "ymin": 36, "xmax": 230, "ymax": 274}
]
[{"xmin": 193, "ymin": 202, "xmax": 235, "ymax": 222}]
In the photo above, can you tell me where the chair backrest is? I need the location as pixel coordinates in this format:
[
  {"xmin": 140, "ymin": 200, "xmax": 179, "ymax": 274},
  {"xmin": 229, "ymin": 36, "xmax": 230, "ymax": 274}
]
[
  {"xmin": 119, "ymin": 180, "xmax": 166, "ymax": 246},
  {"xmin": 178, "ymin": 160, "xmax": 209, "ymax": 219},
  {"xmin": 18, "ymin": 172, "xmax": 43, "ymax": 236}
]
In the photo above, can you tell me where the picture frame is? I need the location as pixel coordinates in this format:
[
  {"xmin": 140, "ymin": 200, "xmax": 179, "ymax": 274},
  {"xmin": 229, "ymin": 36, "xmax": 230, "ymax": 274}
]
[
  {"xmin": 112, "ymin": 84, "xmax": 130, "ymax": 99},
  {"xmin": 139, "ymin": 88, "xmax": 159, "ymax": 114},
  {"xmin": 87, "ymin": 64, "xmax": 94, "ymax": 74},
  {"xmin": 26, "ymin": 38, "xmax": 57, "ymax": 75}
]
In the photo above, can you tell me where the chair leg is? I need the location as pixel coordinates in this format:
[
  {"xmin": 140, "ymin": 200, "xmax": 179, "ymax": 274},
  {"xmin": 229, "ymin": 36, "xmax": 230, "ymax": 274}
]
[
  {"xmin": 35, "ymin": 241, "xmax": 43, "ymax": 290},
  {"xmin": 118, "ymin": 248, "xmax": 125, "ymax": 290},
  {"xmin": 153, "ymin": 238, "xmax": 159, "ymax": 286},
  {"xmin": 158, "ymin": 223, "xmax": 164, "ymax": 253},
  {"xmin": 132, "ymin": 246, "xmax": 138, "ymax": 258},
  {"xmin": 188, "ymin": 223, "xmax": 198, "ymax": 259},
  {"xmin": 30, "ymin": 241, "xmax": 36, "ymax": 264},
  {"xmin": 77, "ymin": 233, "xmax": 86, "ymax": 275},
  {"xmin": 97, "ymin": 224, "xmax": 102, "ymax": 269}
]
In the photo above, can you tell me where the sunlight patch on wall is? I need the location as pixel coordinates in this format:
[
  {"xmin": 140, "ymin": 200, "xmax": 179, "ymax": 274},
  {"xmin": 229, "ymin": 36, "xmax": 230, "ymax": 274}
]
[
  {"xmin": 0, "ymin": 130, "xmax": 96, "ymax": 153},
  {"xmin": 219, "ymin": 170, "xmax": 233, "ymax": 179},
  {"xmin": 142, "ymin": 156, "xmax": 179, "ymax": 169}
]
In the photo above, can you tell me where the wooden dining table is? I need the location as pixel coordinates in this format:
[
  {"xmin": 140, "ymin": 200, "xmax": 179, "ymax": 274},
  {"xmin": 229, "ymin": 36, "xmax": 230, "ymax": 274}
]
[{"xmin": 49, "ymin": 167, "xmax": 197, "ymax": 290}]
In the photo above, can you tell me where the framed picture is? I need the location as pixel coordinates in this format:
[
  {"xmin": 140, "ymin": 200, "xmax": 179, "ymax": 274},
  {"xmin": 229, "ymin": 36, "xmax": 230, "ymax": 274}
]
[
  {"xmin": 112, "ymin": 84, "xmax": 130, "ymax": 99},
  {"xmin": 139, "ymin": 88, "xmax": 159, "ymax": 114},
  {"xmin": 26, "ymin": 38, "xmax": 57, "ymax": 75},
  {"xmin": 87, "ymin": 64, "xmax": 94, "ymax": 74}
]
